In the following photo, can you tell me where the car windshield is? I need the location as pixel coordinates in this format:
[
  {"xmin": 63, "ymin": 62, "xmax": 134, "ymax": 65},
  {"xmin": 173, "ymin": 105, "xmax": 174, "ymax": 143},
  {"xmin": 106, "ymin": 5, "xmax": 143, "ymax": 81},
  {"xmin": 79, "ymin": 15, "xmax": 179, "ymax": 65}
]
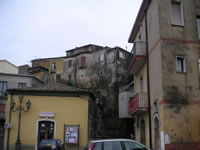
[
  {"xmin": 40, "ymin": 139, "xmax": 56, "ymax": 145},
  {"xmin": 123, "ymin": 141, "xmax": 147, "ymax": 150}
]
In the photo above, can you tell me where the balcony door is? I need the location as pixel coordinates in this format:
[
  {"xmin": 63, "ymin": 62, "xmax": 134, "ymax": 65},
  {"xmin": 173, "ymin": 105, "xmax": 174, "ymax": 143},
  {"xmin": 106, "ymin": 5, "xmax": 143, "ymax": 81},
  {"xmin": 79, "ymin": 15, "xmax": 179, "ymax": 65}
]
[{"xmin": 140, "ymin": 77, "xmax": 143, "ymax": 93}]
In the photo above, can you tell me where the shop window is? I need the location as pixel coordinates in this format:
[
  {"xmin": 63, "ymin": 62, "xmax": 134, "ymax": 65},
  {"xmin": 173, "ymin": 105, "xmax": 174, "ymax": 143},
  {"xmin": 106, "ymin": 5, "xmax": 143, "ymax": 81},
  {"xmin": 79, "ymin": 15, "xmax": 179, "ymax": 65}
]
[
  {"xmin": 0, "ymin": 81, "xmax": 7, "ymax": 96},
  {"xmin": 171, "ymin": 0, "xmax": 184, "ymax": 26},
  {"xmin": 18, "ymin": 83, "xmax": 26, "ymax": 88},
  {"xmin": 197, "ymin": 16, "xmax": 200, "ymax": 40},
  {"xmin": 68, "ymin": 60, "xmax": 72, "ymax": 68},
  {"xmin": 176, "ymin": 56, "xmax": 186, "ymax": 73},
  {"xmin": 51, "ymin": 63, "xmax": 56, "ymax": 72}
]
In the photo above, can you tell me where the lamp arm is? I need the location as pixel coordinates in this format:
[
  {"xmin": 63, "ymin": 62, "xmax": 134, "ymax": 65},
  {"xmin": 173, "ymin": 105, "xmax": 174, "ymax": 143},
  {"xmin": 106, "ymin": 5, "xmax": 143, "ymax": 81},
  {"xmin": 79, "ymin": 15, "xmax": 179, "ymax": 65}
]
[{"xmin": 12, "ymin": 106, "xmax": 19, "ymax": 112}]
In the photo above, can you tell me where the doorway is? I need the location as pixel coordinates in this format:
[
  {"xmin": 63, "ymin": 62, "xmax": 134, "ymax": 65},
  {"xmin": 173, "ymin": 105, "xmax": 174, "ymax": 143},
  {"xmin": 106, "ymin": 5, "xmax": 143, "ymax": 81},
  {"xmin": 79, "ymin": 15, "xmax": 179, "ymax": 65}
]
[
  {"xmin": 154, "ymin": 117, "xmax": 160, "ymax": 150},
  {"xmin": 140, "ymin": 119, "xmax": 145, "ymax": 145},
  {"xmin": 37, "ymin": 120, "xmax": 56, "ymax": 149}
]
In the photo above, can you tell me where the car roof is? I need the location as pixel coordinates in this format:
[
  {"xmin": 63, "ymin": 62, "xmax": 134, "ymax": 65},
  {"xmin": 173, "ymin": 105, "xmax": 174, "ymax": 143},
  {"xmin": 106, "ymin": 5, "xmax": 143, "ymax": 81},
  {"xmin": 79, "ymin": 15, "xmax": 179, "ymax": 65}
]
[
  {"xmin": 89, "ymin": 139, "xmax": 137, "ymax": 143},
  {"xmin": 88, "ymin": 139, "xmax": 149, "ymax": 149}
]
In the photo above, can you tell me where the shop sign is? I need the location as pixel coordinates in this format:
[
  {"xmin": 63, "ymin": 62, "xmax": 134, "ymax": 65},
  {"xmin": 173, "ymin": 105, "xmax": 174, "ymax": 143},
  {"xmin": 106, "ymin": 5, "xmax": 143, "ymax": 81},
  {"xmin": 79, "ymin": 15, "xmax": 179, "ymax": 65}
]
[{"xmin": 39, "ymin": 112, "xmax": 55, "ymax": 118}]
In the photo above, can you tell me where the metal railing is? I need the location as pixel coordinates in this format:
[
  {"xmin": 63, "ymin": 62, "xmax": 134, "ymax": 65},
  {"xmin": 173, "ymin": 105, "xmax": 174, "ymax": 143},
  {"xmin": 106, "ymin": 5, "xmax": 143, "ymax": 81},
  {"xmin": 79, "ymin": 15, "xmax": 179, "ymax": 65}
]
[
  {"xmin": 128, "ymin": 92, "xmax": 148, "ymax": 114},
  {"xmin": 128, "ymin": 41, "xmax": 147, "ymax": 64}
]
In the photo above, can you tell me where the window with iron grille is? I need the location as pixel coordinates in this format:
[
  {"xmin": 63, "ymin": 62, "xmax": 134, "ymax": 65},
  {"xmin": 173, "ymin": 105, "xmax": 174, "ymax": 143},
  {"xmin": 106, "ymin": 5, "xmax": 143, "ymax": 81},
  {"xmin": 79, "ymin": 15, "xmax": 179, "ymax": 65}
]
[{"xmin": 0, "ymin": 81, "xmax": 7, "ymax": 96}]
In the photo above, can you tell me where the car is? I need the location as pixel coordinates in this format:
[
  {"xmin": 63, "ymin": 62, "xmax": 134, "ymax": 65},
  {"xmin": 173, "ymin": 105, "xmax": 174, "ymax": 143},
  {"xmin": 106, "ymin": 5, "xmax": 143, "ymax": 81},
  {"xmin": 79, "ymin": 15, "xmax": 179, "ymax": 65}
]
[
  {"xmin": 39, "ymin": 139, "xmax": 65, "ymax": 150},
  {"xmin": 83, "ymin": 139, "xmax": 151, "ymax": 150}
]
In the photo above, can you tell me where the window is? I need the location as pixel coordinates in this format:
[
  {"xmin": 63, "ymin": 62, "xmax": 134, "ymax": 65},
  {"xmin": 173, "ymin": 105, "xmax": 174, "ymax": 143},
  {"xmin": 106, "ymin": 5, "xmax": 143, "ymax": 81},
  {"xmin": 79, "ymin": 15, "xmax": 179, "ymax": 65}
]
[
  {"xmin": 123, "ymin": 141, "xmax": 148, "ymax": 150},
  {"xmin": 80, "ymin": 56, "xmax": 86, "ymax": 67},
  {"xmin": 119, "ymin": 51, "xmax": 125, "ymax": 59},
  {"xmin": 42, "ymin": 73, "xmax": 47, "ymax": 81},
  {"xmin": 93, "ymin": 143, "xmax": 102, "ymax": 150},
  {"xmin": 171, "ymin": 0, "xmax": 184, "ymax": 26},
  {"xmin": 18, "ymin": 83, "xmax": 26, "ymax": 88},
  {"xmin": 153, "ymin": 100, "xmax": 158, "ymax": 113},
  {"xmin": 104, "ymin": 141, "xmax": 122, "ymax": 150},
  {"xmin": 56, "ymin": 75, "xmax": 61, "ymax": 81},
  {"xmin": 197, "ymin": 17, "xmax": 200, "ymax": 40},
  {"xmin": 108, "ymin": 52, "xmax": 114, "ymax": 58},
  {"xmin": 0, "ymin": 104, "xmax": 5, "ymax": 118},
  {"xmin": 176, "ymin": 56, "xmax": 186, "ymax": 72},
  {"xmin": 68, "ymin": 60, "xmax": 72, "ymax": 68},
  {"xmin": 100, "ymin": 53, "xmax": 104, "ymax": 61},
  {"xmin": 0, "ymin": 81, "xmax": 7, "ymax": 96},
  {"xmin": 51, "ymin": 63, "xmax": 56, "ymax": 72},
  {"xmin": 69, "ymin": 75, "xmax": 71, "ymax": 81}
]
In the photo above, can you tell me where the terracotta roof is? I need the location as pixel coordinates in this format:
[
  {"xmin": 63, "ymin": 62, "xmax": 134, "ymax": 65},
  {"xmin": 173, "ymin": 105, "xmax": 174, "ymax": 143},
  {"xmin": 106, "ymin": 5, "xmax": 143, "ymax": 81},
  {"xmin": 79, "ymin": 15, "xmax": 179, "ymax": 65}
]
[{"xmin": 7, "ymin": 81, "xmax": 90, "ymax": 94}]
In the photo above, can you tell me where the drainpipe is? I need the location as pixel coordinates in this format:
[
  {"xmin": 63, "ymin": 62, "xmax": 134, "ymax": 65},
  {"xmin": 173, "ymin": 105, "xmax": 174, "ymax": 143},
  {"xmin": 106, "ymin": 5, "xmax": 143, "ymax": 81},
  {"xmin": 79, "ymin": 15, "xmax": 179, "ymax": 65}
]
[{"xmin": 144, "ymin": 7, "xmax": 152, "ymax": 149}]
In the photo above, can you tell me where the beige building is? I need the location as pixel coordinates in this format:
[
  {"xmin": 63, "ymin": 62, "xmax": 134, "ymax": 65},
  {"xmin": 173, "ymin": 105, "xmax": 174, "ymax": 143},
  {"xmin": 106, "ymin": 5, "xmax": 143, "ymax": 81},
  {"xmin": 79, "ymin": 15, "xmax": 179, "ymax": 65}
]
[
  {"xmin": 0, "ymin": 60, "xmax": 18, "ymax": 74},
  {"xmin": 128, "ymin": 0, "xmax": 200, "ymax": 150}
]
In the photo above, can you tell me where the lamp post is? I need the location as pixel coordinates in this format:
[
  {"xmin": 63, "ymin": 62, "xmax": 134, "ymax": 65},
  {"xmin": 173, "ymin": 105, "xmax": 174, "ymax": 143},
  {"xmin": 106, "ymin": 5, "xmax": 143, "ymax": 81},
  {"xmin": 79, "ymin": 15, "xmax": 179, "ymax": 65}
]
[{"xmin": 10, "ymin": 95, "xmax": 31, "ymax": 150}]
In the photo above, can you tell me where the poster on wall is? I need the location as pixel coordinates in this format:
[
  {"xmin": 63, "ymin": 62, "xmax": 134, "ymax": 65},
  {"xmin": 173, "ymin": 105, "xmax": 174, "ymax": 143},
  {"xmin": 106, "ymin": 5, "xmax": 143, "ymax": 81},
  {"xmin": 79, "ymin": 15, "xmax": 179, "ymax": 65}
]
[{"xmin": 64, "ymin": 125, "xmax": 79, "ymax": 145}]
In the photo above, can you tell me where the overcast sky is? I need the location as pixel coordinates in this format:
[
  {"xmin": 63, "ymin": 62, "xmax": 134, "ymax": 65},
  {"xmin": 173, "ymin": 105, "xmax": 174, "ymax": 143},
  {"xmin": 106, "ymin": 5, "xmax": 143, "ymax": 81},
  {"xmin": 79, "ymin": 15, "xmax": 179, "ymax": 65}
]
[{"xmin": 0, "ymin": 0, "xmax": 142, "ymax": 66}]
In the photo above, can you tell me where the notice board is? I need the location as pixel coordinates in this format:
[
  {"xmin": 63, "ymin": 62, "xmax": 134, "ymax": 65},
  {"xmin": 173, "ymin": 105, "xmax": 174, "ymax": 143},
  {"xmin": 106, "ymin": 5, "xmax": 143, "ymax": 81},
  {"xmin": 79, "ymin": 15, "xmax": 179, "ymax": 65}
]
[{"xmin": 64, "ymin": 124, "xmax": 79, "ymax": 145}]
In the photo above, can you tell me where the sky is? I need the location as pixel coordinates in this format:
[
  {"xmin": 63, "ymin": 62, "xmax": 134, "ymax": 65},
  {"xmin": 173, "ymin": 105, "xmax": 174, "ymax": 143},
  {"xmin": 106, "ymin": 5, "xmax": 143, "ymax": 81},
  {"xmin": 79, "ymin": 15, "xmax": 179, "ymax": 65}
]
[{"xmin": 0, "ymin": 0, "xmax": 142, "ymax": 66}]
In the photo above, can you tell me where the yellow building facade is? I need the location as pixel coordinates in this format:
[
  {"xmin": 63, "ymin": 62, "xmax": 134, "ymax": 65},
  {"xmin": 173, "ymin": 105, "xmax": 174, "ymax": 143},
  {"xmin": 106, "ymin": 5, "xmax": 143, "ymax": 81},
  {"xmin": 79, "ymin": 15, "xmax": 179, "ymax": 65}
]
[
  {"xmin": 29, "ymin": 57, "xmax": 64, "ymax": 82},
  {"xmin": 4, "ymin": 82, "xmax": 93, "ymax": 150}
]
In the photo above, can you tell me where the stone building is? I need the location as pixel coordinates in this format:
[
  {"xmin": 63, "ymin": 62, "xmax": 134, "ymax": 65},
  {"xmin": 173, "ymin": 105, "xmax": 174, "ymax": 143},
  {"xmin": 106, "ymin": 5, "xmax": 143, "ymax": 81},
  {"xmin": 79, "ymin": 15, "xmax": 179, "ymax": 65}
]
[
  {"xmin": 127, "ymin": 0, "xmax": 200, "ymax": 150},
  {"xmin": 62, "ymin": 44, "xmax": 133, "ymax": 138},
  {"xmin": 29, "ymin": 44, "xmax": 133, "ymax": 138}
]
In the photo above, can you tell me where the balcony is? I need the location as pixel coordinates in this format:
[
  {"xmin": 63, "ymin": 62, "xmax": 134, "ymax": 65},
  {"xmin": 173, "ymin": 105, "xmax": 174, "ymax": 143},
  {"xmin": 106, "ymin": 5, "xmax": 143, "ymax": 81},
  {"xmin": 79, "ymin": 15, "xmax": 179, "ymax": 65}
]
[
  {"xmin": 128, "ymin": 92, "xmax": 148, "ymax": 115},
  {"xmin": 128, "ymin": 42, "xmax": 146, "ymax": 75}
]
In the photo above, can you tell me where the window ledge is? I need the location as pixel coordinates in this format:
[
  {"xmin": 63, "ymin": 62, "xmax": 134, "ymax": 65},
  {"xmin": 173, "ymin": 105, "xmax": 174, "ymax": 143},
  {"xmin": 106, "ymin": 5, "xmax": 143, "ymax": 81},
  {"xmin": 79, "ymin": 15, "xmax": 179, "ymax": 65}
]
[
  {"xmin": 171, "ymin": 24, "xmax": 184, "ymax": 27},
  {"xmin": 176, "ymin": 71, "xmax": 186, "ymax": 74}
]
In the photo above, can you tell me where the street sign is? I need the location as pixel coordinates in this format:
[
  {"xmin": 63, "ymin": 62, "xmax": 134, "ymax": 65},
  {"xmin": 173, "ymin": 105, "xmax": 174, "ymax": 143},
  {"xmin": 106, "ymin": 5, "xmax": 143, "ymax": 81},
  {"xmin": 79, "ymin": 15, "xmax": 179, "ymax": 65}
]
[{"xmin": 4, "ymin": 123, "xmax": 12, "ymax": 128}]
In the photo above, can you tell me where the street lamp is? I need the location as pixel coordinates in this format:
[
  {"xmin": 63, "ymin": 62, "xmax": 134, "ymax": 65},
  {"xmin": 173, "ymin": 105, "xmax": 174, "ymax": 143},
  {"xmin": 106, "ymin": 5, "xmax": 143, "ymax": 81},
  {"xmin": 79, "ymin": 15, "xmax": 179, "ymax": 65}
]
[{"xmin": 10, "ymin": 95, "xmax": 31, "ymax": 150}]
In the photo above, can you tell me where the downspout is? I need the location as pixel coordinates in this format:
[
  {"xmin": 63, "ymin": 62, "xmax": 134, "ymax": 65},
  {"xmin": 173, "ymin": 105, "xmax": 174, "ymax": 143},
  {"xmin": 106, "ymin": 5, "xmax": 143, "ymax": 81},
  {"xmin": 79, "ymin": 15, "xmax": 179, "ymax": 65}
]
[{"xmin": 144, "ymin": 7, "xmax": 152, "ymax": 149}]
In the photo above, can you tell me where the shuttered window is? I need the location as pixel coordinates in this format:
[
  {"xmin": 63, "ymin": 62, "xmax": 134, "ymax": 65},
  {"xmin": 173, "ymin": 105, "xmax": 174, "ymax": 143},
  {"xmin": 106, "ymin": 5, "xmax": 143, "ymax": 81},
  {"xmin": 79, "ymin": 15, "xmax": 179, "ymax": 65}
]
[{"xmin": 80, "ymin": 56, "xmax": 86, "ymax": 67}]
